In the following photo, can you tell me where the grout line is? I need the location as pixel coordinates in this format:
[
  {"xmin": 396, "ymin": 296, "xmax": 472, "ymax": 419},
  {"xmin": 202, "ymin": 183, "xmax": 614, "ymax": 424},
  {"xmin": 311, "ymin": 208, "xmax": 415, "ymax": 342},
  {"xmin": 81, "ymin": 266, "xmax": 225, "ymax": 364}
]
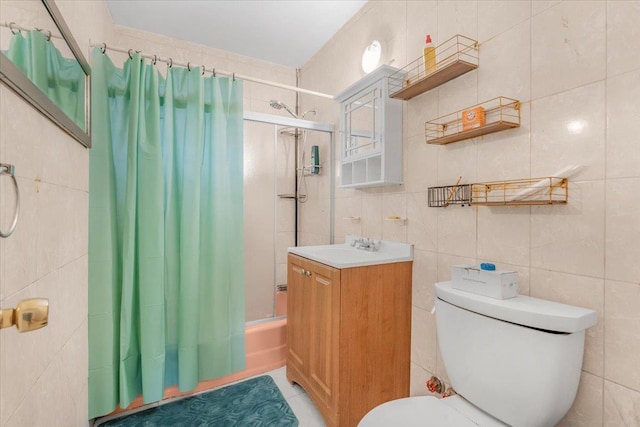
[{"xmin": 602, "ymin": 2, "xmax": 608, "ymax": 416}]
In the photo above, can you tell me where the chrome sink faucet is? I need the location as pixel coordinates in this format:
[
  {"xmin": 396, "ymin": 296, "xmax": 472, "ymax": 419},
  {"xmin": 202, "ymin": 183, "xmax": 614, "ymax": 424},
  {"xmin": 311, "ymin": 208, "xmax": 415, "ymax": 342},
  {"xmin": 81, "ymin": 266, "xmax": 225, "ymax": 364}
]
[{"xmin": 351, "ymin": 237, "xmax": 379, "ymax": 251}]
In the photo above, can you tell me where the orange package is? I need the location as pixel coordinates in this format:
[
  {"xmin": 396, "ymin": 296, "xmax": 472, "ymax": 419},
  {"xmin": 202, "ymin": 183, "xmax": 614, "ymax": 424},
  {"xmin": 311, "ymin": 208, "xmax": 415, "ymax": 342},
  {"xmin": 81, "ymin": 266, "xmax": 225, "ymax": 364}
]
[{"xmin": 462, "ymin": 106, "xmax": 485, "ymax": 131}]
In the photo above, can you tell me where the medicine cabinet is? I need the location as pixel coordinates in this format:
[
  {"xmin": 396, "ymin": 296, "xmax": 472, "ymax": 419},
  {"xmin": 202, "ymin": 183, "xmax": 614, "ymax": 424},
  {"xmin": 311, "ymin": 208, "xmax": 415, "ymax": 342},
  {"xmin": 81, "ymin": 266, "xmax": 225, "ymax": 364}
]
[{"xmin": 334, "ymin": 65, "xmax": 403, "ymax": 188}]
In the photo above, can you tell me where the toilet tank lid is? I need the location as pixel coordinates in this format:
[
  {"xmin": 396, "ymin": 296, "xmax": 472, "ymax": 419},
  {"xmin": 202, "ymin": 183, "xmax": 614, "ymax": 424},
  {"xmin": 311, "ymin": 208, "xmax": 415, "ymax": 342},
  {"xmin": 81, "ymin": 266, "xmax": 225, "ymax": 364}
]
[{"xmin": 435, "ymin": 281, "xmax": 597, "ymax": 333}]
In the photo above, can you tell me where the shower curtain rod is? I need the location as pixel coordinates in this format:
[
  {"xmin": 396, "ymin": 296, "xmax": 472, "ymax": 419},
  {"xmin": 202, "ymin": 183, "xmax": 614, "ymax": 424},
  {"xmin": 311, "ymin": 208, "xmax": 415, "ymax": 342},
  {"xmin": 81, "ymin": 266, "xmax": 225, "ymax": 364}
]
[
  {"xmin": 1, "ymin": 21, "xmax": 63, "ymax": 41},
  {"xmin": 91, "ymin": 43, "xmax": 334, "ymax": 100}
]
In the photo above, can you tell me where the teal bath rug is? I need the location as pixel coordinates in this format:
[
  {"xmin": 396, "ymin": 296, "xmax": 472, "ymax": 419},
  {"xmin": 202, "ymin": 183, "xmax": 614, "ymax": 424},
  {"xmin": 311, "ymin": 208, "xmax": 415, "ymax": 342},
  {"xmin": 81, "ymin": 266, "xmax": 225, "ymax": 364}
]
[{"xmin": 100, "ymin": 375, "xmax": 298, "ymax": 427}]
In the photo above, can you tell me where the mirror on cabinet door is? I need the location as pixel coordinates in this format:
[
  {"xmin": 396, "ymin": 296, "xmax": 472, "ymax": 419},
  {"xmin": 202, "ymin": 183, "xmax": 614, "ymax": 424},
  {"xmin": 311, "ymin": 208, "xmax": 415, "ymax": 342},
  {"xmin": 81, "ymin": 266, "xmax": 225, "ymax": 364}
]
[{"xmin": 335, "ymin": 65, "xmax": 402, "ymax": 189}]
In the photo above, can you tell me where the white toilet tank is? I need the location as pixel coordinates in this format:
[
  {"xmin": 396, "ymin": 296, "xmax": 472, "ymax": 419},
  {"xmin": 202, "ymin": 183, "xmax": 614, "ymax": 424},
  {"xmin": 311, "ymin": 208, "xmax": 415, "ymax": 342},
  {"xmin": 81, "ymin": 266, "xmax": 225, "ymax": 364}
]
[{"xmin": 435, "ymin": 281, "xmax": 597, "ymax": 427}]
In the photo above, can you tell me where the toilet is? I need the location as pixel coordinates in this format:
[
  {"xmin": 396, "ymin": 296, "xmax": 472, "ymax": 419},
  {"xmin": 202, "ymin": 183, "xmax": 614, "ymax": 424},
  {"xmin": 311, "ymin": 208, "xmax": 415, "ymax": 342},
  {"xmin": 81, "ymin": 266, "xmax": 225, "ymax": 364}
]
[{"xmin": 359, "ymin": 281, "xmax": 597, "ymax": 427}]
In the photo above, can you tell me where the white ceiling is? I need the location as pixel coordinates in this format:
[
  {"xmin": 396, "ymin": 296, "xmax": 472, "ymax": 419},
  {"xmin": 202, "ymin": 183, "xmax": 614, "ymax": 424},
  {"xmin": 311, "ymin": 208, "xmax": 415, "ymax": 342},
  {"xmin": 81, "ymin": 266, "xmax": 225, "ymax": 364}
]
[{"xmin": 106, "ymin": 0, "xmax": 367, "ymax": 68}]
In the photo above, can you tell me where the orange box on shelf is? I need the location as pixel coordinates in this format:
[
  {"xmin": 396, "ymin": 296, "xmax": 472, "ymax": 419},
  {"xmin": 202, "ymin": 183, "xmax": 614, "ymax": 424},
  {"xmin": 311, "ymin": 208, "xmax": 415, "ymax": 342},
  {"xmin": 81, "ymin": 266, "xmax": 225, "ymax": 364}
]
[{"xmin": 462, "ymin": 106, "xmax": 485, "ymax": 130}]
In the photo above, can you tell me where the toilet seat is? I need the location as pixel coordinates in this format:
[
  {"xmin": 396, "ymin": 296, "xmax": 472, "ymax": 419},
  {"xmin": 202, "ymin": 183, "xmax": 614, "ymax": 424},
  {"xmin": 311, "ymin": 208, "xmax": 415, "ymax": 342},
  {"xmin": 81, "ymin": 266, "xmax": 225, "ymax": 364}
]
[
  {"xmin": 358, "ymin": 396, "xmax": 475, "ymax": 427},
  {"xmin": 358, "ymin": 396, "xmax": 507, "ymax": 427}
]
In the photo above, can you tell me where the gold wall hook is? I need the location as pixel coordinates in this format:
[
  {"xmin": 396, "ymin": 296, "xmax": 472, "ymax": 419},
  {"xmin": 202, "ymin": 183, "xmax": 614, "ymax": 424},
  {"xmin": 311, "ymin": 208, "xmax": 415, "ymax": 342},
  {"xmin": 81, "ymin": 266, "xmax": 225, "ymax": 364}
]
[{"xmin": 0, "ymin": 298, "xmax": 49, "ymax": 332}]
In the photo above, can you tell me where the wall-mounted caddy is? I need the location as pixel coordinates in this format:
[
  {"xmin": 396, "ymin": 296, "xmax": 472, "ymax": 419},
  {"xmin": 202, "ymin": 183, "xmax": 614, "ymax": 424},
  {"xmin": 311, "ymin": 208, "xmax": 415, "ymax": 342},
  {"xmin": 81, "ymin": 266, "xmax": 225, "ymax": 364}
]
[
  {"xmin": 425, "ymin": 97, "xmax": 521, "ymax": 145},
  {"xmin": 335, "ymin": 65, "xmax": 403, "ymax": 188},
  {"xmin": 428, "ymin": 177, "xmax": 569, "ymax": 207},
  {"xmin": 388, "ymin": 35, "xmax": 479, "ymax": 100}
]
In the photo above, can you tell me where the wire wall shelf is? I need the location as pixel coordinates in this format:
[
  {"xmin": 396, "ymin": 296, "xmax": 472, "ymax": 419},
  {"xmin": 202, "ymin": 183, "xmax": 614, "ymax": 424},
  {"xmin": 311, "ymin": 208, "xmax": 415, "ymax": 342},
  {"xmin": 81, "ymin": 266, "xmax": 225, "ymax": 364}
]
[
  {"xmin": 428, "ymin": 184, "xmax": 472, "ymax": 207},
  {"xmin": 425, "ymin": 97, "xmax": 521, "ymax": 145},
  {"xmin": 471, "ymin": 177, "xmax": 568, "ymax": 206},
  {"xmin": 429, "ymin": 177, "xmax": 569, "ymax": 208},
  {"xmin": 389, "ymin": 35, "xmax": 479, "ymax": 100}
]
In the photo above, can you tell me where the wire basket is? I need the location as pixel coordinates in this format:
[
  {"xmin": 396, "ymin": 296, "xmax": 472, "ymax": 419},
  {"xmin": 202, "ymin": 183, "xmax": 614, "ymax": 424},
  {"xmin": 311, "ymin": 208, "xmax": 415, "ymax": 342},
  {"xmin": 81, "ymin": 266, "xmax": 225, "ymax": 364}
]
[{"xmin": 428, "ymin": 184, "xmax": 472, "ymax": 207}]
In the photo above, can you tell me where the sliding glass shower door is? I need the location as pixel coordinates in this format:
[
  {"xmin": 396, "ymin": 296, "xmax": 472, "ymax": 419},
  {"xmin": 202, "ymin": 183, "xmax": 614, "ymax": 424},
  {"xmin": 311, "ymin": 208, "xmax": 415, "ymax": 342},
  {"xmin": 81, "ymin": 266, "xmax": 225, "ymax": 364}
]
[{"xmin": 243, "ymin": 114, "xmax": 333, "ymax": 323}]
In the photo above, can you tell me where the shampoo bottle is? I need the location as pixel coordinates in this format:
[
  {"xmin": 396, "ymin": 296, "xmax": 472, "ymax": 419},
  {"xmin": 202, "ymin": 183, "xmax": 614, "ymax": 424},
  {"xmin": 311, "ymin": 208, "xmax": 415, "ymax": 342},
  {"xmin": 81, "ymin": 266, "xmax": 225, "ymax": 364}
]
[{"xmin": 423, "ymin": 34, "xmax": 436, "ymax": 76}]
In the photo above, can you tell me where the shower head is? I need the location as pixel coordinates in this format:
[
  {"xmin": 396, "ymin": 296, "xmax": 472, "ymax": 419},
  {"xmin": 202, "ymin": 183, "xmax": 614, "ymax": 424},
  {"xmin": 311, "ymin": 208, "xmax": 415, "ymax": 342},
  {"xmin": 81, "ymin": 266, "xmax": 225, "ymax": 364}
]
[{"xmin": 269, "ymin": 100, "xmax": 298, "ymax": 118}]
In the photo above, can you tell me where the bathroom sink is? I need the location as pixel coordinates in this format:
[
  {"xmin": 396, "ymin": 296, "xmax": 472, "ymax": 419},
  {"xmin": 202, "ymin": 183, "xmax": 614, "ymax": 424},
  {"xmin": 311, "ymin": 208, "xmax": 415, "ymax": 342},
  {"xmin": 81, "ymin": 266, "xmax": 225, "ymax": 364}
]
[{"xmin": 287, "ymin": 236, "xmax": 413, "ymax": 268}]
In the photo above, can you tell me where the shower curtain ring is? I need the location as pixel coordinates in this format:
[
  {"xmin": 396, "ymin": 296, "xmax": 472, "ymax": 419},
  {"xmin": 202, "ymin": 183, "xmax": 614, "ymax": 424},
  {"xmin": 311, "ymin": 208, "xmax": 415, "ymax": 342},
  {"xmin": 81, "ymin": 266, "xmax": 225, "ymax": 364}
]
[
  {"xmin": 212, "ymin": 68, "xmax": 216, "ymax": 77},
  {"xmin": 100, "ymin": 43, "xmax": 107, "ymax": 54},
  {"xmin": 167, "ymin": 57, "xmax": 173, "ymax": 69},
  {"xmin": 8, "ymin": 22, "xmax": 19, "ymax": 35},
  {"xmin": 128, "ymin": 49, "xmax": 133, "ymax": 59},
  {"xmin": 152, "ymin": 54, "xmax": 157, "ymax": 65},
  {"xmin": 232, "ymin": 72, "xmax": 235, "ymax": 81},
  {"xmin": 187, "ymin": 62, "xmax": 191, "ymax": 71},
  {"xmin": 45, "ymin": 30, "xmax": 51, "ymax": 42},
  {"xmin": 201, "ymin": 65, "xmax": 206, "ymax": 76}
]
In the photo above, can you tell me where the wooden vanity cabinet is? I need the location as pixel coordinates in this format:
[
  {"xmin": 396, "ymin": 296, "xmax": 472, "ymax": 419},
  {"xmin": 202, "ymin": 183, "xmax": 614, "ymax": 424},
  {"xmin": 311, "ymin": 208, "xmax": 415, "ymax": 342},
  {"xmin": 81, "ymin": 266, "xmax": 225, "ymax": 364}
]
[{"xmin": 286, "ymin": 253, "xmax": 412, "ymax": 427}]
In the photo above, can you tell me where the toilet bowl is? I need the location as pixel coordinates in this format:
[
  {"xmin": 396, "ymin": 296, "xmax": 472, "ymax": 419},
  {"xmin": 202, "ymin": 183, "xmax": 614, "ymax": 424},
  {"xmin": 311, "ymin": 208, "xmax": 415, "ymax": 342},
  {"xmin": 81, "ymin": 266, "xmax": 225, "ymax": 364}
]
[{"xmin": 359, "ymin": 281, "xmax": 597, "ymax": 427}]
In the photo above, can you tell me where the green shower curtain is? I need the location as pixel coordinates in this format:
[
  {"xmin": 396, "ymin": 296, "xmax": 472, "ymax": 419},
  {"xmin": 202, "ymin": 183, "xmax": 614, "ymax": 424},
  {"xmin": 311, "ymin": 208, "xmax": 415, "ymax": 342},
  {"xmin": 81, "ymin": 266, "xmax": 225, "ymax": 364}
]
[
  {"xmin": 88, "ymin": 50, "xmax": 245, "ymax": 419},
  {"xmin": 4, "ymin": 30, "xmax": 85, "ymax": 128}
]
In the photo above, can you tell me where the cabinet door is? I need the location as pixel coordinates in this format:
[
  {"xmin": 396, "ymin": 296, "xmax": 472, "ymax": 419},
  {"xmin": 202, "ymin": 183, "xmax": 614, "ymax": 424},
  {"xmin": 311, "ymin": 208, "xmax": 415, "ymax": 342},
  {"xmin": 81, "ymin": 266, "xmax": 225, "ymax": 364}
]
[
  {"xmin": 308, "ymin": 261, "xmax": 341, "ymax": 413},
  {"xmin": 287, "ymin": 255, "xmax": 311, "ymax": 375}
]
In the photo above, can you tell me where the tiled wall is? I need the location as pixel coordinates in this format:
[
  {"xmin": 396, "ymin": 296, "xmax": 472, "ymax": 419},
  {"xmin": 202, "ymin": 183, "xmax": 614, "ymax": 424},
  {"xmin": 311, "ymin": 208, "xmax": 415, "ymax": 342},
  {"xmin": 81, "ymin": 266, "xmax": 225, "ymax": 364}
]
[
  {"xmin": 0, "ymin": 1, "xmax": 111, "ymax": 425},
  {"xmin": 300, "ymin": 1, "xmax": 640, "ymax": 425}
]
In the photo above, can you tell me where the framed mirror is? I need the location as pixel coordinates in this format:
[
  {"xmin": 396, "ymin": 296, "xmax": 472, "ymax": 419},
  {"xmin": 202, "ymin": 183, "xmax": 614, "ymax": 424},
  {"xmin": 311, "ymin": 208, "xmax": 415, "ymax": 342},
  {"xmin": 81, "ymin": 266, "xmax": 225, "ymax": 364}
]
[{"xmin": 0, "ymin": 0, "xmax": 91, "ymax": 147}]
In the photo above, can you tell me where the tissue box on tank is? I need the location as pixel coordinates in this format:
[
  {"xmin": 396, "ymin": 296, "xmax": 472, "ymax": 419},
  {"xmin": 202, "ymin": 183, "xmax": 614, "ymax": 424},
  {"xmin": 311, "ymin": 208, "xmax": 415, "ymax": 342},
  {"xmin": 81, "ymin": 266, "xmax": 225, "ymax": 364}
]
[{"xmin": 451, "ymin": 265, "xmax": 519, "ymax": 299}]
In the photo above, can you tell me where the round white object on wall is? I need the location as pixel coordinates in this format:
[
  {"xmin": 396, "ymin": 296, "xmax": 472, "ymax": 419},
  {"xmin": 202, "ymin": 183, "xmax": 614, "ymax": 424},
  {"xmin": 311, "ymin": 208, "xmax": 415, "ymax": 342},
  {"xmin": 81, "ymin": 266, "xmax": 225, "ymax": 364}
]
[{"xmin": 362, "ymin": 40, "xmax": 381, "ymax": 73}]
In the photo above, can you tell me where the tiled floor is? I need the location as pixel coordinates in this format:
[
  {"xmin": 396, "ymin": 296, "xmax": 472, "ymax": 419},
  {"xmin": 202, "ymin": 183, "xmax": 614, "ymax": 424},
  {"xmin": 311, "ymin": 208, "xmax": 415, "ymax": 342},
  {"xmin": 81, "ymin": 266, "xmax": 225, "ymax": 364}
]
[{"xmin": 266, "ymin": 367, "xmax": 326, "ymax": 427}]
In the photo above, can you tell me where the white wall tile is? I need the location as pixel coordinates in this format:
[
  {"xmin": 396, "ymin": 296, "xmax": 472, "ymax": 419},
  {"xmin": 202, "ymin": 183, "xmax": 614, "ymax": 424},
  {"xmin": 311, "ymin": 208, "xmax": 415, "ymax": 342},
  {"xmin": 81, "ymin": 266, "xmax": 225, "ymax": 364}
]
[
  {"xmin": 530, "ymin": 180, "xmax": 605, "ymax": 278},
  {"xmin": 477, "ymin": 206, "xmax": 530, "ymax": 266},
  {"xmin": 604, "ymin": 280, "xmax": 640, "ymax": 392},
  {"xmin": 558, "ymin": 371, "xmax": 604, "ymax": 427},
  {"xmin": 0, "ymin": 177, "xmax": 38, "ymax": 299},
  {"xmin": 605, "ymin": 177, "xmax": 640, "ymax": 283},
  {"xmin": 406, "ymin": 1, "xmax": 439, "ymax": 72},
  {"xmin": 531, "ymin": 81, "xmax": 606, "ymax": 181},
  {"xmin": 603, "ymin": 380, "xmax": 640, "ymax": 426},
  {"xmin": 437, "ymin": 205, "xmax": 476, "ymax": 259},
  {"xmin": 476, "ymin": 102, "xmax": 531, "ymax": 183},
  {"xmin": 410, "ymin": 362, "xmax": 432, "ymax": 397},
  {"xmin": 478, "ymin": 0, "xmax": 531, "ymax": 41},
  {"xmin": 412, "ymin": 249, "xmax": 438, "ymax": 311},
  {"xmin": 405, "ymin": 136, "xmax": 438, "ymax": 193},
  {"xmin": 606, "ymin": 70, "xmax": 640, "ymax": 180},
  {"xmin": 530, "ymin": 269, "xmax": 604, "ymax": 377},
  {"xmin": 437, "ymin": 0, "xmax": 478, "ymax": 43},
  {"xmin": 437, "ymin": 140, "xmax": 477, "ymax": 188},
  {"xmin": 407, "ymin": 192, "xmax": 438, "ymax": 252},
  {"xmin": 382, "ymin": 192, "xmax": 407, "ymax": 242},
  {"xmin": 531, "ymin": 1, "xmax": 606, "ymax": 99},
  {"xmin": 411, "ymin": 306, "xmax": 437, "ymax": 374},
  {"xmin": 477, "ymin": 21, "xmax": 531, "ymax": 104},
  {"xmin": 361, "ymin": 194, "xmax": 383, "ymax": 239},
  {"xmin": 334, "ymin": 197, "xmax": 362, "ymax": 241},
  {"xmin": 606, "ymin": 0, "xmax": 640, "ymax": 78}
]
